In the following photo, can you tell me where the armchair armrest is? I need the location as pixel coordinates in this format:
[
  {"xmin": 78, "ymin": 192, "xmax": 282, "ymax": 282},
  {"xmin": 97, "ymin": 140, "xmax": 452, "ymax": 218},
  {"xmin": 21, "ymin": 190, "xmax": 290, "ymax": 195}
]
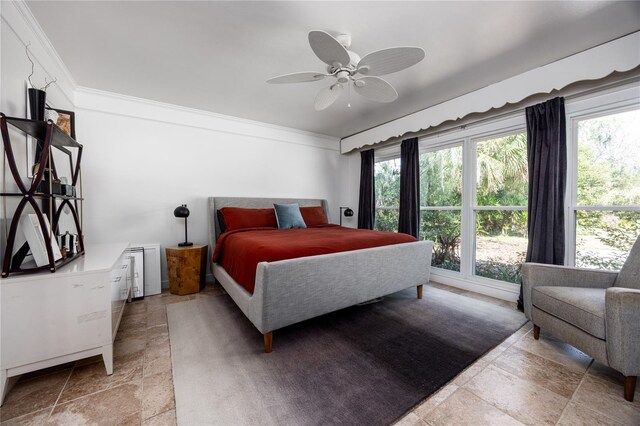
[
  {"xmin": 521, "ymin": 263, "xmax": 618, "ymax": 320},
  {"xmin": 606, "ymin": 287, "xmax": 640, "ymax": 376}
]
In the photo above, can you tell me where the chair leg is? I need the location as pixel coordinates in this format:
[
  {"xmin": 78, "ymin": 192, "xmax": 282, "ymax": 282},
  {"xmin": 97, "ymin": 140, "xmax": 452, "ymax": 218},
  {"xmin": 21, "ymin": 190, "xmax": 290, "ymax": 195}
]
[
  {"xmin": 533, "ymin": 324, "xmax": 540, "ymax": 340},
  {"xmin": 263, "ymin": 332, "xmax": 273, "ymax": 353},
  {"xmin": 624, "ymin": 376, "xmax": 636, "ymax": 402},
  {"xmin": 417, "ymin": 285, "xmax": 423, "ymax": 300}
]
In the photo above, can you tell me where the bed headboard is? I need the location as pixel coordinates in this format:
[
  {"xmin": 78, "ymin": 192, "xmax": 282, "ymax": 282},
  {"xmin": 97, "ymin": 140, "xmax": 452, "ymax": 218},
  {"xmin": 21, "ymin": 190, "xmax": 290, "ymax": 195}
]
[{"xmin": 208, "ymin": 196, "xmax": 329, "ymax": 253}]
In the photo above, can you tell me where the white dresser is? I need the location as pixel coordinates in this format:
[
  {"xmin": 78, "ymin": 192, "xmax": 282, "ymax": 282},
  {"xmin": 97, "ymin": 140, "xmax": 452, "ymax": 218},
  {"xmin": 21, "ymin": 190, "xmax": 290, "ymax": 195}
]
[{"xmin": 0, "ymin": 242, "xmax": 131, "ymax": 405}]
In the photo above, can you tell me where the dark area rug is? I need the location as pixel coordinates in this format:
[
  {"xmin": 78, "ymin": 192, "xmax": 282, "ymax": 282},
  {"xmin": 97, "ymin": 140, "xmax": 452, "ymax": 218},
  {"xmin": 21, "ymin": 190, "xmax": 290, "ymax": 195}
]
[{"xmin": 168, "ymin": 285, "xmax": 526, "ymax": 425}]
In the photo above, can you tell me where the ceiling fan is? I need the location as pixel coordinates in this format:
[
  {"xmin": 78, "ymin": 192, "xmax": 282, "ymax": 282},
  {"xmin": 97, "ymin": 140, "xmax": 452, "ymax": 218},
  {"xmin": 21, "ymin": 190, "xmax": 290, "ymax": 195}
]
[{"xmin": 267, "ymin": 30, "xmax": 425, "ymax": 111}]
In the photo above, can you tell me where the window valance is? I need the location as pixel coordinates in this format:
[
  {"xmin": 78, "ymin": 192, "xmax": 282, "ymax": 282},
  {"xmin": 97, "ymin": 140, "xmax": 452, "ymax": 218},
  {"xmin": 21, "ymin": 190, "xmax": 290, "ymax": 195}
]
[{"xmin": 340, "ymin": 32, "xmax": 640, "ymax": 154}]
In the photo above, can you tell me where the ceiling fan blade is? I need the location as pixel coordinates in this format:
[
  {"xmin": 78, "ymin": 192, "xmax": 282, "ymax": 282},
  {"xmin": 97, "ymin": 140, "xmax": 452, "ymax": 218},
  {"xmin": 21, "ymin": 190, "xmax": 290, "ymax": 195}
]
[
  {"xmin": 314, "ymin": 84, "xmax": 344, "ymax": 111},
  {"xmin": 353, "ymin": 77, "xmax": 398, "ymax": 103},
  {"xmin": 357, "ymin": 47, "xmax": 425, "ymax": 76},
  {"xmin": 308, "ymin": 30, "xmax": 351, "ymax": 68},
  {"xmin": 267, "ymin": 72, "xmax": 326, "ymax": 84}
]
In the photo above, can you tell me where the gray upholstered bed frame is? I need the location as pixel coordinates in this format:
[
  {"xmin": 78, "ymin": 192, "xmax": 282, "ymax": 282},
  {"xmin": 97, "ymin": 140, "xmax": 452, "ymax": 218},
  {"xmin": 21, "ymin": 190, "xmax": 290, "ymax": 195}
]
[{"xmin": 208, "ymin": 197, "xmax": 433, "ymax": 352}]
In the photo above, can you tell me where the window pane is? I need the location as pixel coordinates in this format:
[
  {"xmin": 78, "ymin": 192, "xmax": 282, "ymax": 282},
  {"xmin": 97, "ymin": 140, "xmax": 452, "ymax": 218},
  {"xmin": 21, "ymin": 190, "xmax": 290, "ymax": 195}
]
[
  {"xmin": 575, "ymin": 210, "xmax": 640, "ymax": 270},
  {"xmin": 375, "ymin": 158, "xmax": 401, "ymax": 208},
  {"xmin": 476, "ymin": 133, "xmax": 528, "ymax": 206},
  {"xmin": 421, "ymin": 210, "xmax": 461, "ymax": 271},
  {"xmin": 475, "ymin": 210, "xmax": 528, "ymax": 283},
  {"xmin": 420, "ymin": 146, "xmax": 463, "ymax": 206},
  {"xmin": 375, "ymin": 208, "xmax": 398, "ymax": 232},
  {"xmin": 577, "ymin": 109, "xmax": 640, "ymax": 206}
]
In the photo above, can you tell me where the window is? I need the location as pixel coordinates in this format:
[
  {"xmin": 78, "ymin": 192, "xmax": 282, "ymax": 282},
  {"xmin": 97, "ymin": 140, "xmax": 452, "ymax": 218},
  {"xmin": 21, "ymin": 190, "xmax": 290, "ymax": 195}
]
[
  {"xmin": 571, "ymin": 108, "xmax": 640, "ymax": 270},
  {"xmin": 374, "ymin": 158, "xmax": 400, "ymax": 232},
  {"xmin": 420, "ymin": 144, "xmax": 463, "ymax": 271},
  {"xmin": 418, "ymin": 115, "xmax": 526, "ymax": 287},
  {"xmin": 367, "ymin": 82, "xmax": 638, "ymax": 291},
  {"xmin": 473, "ymin": 132, "xmax": 528, "ymax": 283}
]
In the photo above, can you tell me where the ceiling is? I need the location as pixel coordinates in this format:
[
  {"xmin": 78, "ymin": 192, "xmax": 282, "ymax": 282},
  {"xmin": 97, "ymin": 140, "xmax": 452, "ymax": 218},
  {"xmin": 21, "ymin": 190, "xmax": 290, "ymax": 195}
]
[{"xmin": 26, "ymin": 1, "xmax": 640, "ymax": 139}]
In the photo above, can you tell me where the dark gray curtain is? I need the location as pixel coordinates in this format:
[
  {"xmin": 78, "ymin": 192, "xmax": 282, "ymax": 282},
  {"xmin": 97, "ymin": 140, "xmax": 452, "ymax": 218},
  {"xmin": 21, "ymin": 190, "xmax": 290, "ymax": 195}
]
[
  {"xmin": 518, "ymin": 97, "xmax": 567, "ymax": 310},
  {"xmin": 358, "ymin": 149, "xmax": 375, "ymax": 229},
  {"xmin": 399, "ymin": 138, "xmax": 420, "ymax": 238}
]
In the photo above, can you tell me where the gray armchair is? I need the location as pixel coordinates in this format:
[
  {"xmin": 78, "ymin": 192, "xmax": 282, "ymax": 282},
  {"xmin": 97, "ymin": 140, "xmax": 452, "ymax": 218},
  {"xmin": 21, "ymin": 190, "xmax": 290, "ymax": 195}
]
[{"xmin": 522, "ymin": 235, "xmax": 640, "ymax": 402}]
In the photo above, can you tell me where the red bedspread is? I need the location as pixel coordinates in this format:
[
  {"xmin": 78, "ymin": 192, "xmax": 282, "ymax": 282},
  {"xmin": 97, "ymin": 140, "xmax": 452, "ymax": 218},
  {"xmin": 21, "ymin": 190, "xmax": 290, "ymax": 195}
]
[{"xmin": 212, "ymin": 225, "xmax": 417, "ymax": 294}]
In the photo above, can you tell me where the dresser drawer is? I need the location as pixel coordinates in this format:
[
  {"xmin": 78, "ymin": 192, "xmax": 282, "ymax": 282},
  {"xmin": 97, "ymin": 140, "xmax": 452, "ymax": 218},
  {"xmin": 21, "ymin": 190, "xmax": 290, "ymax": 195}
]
[{"xmin": 110, "ymin": 255, "xmax": 131, "ymax": 336}]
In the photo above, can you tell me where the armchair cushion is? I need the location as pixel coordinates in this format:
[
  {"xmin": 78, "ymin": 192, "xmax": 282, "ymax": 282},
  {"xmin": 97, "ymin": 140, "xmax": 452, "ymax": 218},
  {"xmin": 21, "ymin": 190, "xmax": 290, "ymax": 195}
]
[
  {"xmin": 521, "ymin": 262, "xmax": 617, "ymax": 320},
  {"xmin": 532, "ymin": 286, "xmax": 606, "ymax": 339}
]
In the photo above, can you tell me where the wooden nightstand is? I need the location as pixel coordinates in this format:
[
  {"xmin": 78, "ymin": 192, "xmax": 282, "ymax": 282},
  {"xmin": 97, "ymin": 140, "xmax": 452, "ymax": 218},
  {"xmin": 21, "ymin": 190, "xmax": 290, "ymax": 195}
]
[{"xmin": 166, "ymin": 245, "xmax": 208, "ymax": 295}]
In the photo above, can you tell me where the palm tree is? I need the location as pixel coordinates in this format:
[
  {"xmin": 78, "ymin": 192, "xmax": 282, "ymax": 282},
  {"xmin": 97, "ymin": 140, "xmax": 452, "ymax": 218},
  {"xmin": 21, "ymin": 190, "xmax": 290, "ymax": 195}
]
[{"xmin": 476, "ymin": 133, "xmax": 527, "ymax": 197}]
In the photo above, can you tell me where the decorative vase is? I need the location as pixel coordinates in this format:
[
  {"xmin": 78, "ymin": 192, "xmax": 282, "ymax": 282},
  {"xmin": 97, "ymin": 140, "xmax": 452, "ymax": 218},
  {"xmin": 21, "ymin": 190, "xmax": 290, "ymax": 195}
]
[{"xmin": 28, "ymin": 88, "xmax": 46, "ymax": 121}]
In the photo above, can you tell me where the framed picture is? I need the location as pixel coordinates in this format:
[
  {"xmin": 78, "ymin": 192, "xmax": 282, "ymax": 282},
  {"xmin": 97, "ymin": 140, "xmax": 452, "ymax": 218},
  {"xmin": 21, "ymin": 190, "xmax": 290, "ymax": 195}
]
[{"xmin": 46, "ymin": 107, "xmax": 76, "ymax": 140}]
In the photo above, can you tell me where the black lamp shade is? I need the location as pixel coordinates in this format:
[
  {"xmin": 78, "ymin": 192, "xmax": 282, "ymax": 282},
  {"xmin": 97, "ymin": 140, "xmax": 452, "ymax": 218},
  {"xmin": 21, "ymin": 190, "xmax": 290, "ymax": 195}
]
[
  {"xmin": 339, "ymin": 206, "xmax": 354, "ymax": 226},
  {"xmin": 174, "ymin": 205, "xmax": 190, "ymax": 218}
]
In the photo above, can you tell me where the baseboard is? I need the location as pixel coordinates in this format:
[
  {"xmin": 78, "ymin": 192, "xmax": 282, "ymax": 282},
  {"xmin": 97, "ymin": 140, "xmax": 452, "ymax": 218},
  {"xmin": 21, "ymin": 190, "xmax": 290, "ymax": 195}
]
[
  {"xmin": 160, "ymin": 273, "xmax": 215, "ymax": 290},
  {"xmin": 429, "ymin": 271, "xmax": 520, "ymax": 302}
]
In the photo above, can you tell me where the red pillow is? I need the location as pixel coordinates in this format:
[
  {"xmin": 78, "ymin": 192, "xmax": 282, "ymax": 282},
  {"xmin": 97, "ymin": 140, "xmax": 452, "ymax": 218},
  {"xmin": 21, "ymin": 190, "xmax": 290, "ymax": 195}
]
[
  {"xmin": 300, "ymin": 206, "xmax": 328, "ymax": 226},
  {"xmin": 220, "ymin": 207, "xmax": 277, "ymax": 231}
]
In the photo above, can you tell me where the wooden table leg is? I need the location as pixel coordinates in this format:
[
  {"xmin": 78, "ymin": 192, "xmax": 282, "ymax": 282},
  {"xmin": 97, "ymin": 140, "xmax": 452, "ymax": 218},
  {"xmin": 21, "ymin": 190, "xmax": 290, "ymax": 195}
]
[
  {"xmin": 533, "ymin": 324, "xmax": 540, "ymax": 340},
  {"xmin": 263, "ymin": 332, "xmax": 273, "ymax": 353}
]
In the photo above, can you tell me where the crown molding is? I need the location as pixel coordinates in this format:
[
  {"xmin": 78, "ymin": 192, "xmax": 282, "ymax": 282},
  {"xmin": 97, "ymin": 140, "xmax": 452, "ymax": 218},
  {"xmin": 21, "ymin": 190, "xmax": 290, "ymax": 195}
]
[
  {"xmin": 3, "ymin": 0, "xmax": 339, "ymax": 151},
  {"xmin": 2, "ymin": 1, "xmax": 77, "ymax": 105},
  {"xmin": 75, "ymin": 86, "xmax": 341, "ymax": 151}
]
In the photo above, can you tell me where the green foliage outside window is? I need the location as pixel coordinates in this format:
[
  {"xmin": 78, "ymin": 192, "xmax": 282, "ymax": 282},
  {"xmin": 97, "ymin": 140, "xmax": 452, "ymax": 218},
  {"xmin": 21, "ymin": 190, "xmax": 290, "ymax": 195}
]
[
  {"xmin": 374, "ymin": 159, "xmax": 401, "ymax": 232},
  {"xmin": 373, "ymin": 109, "xmax": 639, "ymax": 283},
  {"xmin": 475, "ymin": 133, "xmax": 528, "ymax": 283},
  {"xmin": 575, "ymin": 110, "xmax": 640, "ymax": 270},
  {"xmin": 420, "ymin": 146, "xmax": 462, "ymax": 270}
]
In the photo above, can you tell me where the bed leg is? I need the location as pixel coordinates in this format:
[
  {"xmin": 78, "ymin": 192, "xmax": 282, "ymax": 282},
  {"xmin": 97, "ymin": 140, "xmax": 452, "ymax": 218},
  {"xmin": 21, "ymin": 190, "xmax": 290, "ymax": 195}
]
[
  {"xmin": 417, "ymin": 285, "xmax": 423, "ymax": 300},
  {"xmin": 263, "ymin": 332, "xmax": 273, "ymax": 353}
]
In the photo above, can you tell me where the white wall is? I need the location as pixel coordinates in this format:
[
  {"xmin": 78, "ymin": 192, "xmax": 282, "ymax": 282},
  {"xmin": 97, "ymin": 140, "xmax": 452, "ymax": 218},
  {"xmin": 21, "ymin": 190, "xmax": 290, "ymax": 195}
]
[
  {"xmin": 74, "ymin": 88, "xmax": 346, "ymax": 285},
  {"xmin": 2, "ymin": 1, "xmax": 348, "ymax": 286}
]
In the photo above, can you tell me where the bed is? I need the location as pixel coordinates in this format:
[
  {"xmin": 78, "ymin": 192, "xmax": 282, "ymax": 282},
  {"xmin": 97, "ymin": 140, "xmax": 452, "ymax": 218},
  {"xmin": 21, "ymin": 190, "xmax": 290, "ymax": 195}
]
[{"xmin": 208, "ymin": 197, "xmax": 433, "ymax": 352}]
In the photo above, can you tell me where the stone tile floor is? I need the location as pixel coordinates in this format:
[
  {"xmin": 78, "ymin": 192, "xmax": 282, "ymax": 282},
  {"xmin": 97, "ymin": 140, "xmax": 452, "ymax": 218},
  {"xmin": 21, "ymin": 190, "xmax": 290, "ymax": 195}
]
[
  {"xmin": 0, "ymin": 283, "xmax": 224, "ymax": 426},
  {"xmin": 1, "ymin": 281, "xmax": 638, "ymax": 425},
  {"xmin": 397, "ymin": 283, "xmax": 640, "ymax": 426}
]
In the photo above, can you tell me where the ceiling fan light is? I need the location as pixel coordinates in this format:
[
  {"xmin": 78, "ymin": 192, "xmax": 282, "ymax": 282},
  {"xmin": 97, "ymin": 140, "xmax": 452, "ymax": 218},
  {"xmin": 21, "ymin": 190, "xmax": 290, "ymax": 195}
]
[
  {"xmin": 348, "ymin": 51, "xmax": 361, "ymax": 67},
  {"xmin": 273, "ymin": 31, "xmax": 424, "ymax": 110},
  {"xmin": 335, "ymin": 33, "xmax": 352, "ymax": 49}
]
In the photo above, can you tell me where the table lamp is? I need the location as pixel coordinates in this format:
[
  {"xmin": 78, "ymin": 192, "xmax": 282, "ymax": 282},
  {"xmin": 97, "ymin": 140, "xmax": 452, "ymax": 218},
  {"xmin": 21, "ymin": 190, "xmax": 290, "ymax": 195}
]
[
  {"xmin": 174, "ymin": 204, "xmax": 193, "ymax": 247},
  {"xmin": 339, "ymin": 207, "xmax": 354, "ymax": 226}
]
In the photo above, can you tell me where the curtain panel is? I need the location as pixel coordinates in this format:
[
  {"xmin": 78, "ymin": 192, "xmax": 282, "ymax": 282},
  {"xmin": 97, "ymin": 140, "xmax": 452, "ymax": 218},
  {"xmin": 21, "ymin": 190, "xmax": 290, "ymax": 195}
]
[
  {"xmin": 398, "ymin": 137, "xmax": 420, "ymax": 238},
  {"xmin": 518, "ymin": 96, "xmax": 567, "ymax": 310},
  {"xmin": 358, "ymin": 149, "xmax": 375, "ymax": 230}
]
